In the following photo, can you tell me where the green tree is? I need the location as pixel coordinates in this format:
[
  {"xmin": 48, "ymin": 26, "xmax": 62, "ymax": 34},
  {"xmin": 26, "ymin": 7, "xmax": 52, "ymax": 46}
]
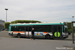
[
  {"xmin": 4, "ymin": 20, "xmax": 41, "ymax": 29},
  {"xmin": 4, "ymin": 22, "xmax": 10, "ymax": 29},
  {"xmin": 67, "ymin": 22, "xmax": 72, "ymax": 32},
  {"xmin": 11, "ymin": 20, "xmax": 41, "ymax": 24}
]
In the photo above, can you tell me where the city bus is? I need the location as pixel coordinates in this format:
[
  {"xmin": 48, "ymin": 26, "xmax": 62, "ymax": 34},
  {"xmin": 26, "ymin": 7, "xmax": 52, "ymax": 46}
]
[{"xmin": 8, "ymin": 22, "xmax": 69, "ymax": 39}]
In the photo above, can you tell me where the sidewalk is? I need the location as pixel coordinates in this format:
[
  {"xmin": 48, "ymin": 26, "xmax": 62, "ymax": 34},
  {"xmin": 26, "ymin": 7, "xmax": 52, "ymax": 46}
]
[{"xmin": 62, "ymin": 34, "xmax": 75, "ymax": 50}]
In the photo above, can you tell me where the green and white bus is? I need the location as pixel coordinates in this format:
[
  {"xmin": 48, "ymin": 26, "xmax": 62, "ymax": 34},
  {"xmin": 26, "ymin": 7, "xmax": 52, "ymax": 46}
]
[{"xmin": 8, "ymin": 22, "xmax": 69, "ymax": 39}]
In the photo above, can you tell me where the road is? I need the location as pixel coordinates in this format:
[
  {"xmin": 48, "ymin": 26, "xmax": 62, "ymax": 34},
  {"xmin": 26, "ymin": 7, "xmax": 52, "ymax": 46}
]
[
  {"xmin": 0, "ymin": 31, "xmax": 11, "ymax": 38},
  {"xmin": 0, "ymin": 31, "xmax": 75, "ymax": 50}
]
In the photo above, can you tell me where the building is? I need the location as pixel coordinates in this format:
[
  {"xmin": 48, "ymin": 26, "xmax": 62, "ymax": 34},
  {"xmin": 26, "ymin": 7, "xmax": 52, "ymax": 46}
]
[{"xmin": 0, "ymin": 20, "xmax": 5, "ymax": 30}]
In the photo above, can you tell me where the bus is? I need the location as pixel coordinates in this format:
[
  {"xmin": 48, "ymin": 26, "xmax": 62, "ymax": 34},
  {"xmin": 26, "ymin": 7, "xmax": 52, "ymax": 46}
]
[{"xmin": 8, "ymin": 22, "xmax": 69, "ymax": 39}]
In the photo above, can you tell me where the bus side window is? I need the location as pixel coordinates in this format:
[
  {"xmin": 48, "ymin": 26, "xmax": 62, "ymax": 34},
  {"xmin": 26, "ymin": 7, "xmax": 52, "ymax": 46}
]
[
  {"xmin": 11, "ymin": 26, "xmax": 18, "ymax": 31},
  {"xmin": 43, "ymin": 26, "xmax": 51, "ymax": 32},
  {"xmin": 18, "ymin": 26, "xmax": 25, "ymax": 31},
  {"xmin": 24, "ymin": 27, "xmax": 26, "ymax": 31},
  {"xmin": 29, "ymin": 27, "xmax": 32, "ymax": 31},
  {"xmin": 26, "ymin": 27, "xmax": 29, "ymax": 31},
  {"xmin": 19, "ymin": 29, "xmax": 21, "ymax": 31}
]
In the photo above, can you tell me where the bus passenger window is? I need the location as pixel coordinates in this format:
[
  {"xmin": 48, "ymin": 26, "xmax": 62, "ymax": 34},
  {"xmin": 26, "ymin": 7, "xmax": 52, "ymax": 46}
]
[
  {"xmin": 29, "ymin": 27, "xmax": 32, "ymax": 31},
  {"xmin": 18, "ymin": 26, "xmax": 25, "ymax": 31},
  {"xmin": 26, "ymin": 27, "xmax": 29, "ymax": 31},
  {"xmin": 11, "ymin": 26, "xmax": 19, "ymax": 31}
]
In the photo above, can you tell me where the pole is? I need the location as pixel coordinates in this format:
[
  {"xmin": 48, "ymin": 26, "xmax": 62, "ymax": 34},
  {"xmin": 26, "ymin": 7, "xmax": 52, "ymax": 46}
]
[
  {"xmin": 72, "ymin": 22, "xmax": 74, "ymax": 44},
  {"xmin": 6, "ymin": 10, "xmax": 7, "ymax": 22},
  {"xmin": 72, "ymin": 16, "xmax": 74, "ymax": 21},
  {"xmin": 5, "ymin": 8, "xmax": 8, "ymax": 22}
]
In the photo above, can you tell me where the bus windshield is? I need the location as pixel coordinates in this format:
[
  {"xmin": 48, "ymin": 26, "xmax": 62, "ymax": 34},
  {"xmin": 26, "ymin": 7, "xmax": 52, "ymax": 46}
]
[{"xmin": 64, "ymin": 25, "xmax": 68, "ymax": 32}]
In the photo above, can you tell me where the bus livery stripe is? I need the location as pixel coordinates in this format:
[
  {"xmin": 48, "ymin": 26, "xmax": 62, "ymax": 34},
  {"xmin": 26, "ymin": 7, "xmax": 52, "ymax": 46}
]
[
  {"xmin": 18, "ymin": 31, "xmax": 25, "ymax": 33},
  {"xmin": 13, "ymin": 31, "xmax": 18, "ymax": 33},
  {"xmin": 43, "ymin": 32, "xmax": 48, "ymax": 34}
]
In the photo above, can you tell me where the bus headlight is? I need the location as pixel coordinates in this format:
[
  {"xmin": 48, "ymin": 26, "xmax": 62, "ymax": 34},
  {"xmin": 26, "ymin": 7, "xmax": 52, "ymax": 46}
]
[
  {"xmin": 62, "ymin": 33, "xmax": 65, "ymax": 35},
  {"xmin": 49, "ymin": 33, "xmax": 53, "ymax": 36},
  {"xmin": 62, "ymin": 33, "xmax": 68, "ymax": 35}
]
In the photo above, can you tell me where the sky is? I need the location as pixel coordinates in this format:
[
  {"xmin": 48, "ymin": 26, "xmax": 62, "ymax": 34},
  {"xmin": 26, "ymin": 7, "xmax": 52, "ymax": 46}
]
[{"xmin": 0, "ymin": 0, "xmax": 75, "ymax": 22}]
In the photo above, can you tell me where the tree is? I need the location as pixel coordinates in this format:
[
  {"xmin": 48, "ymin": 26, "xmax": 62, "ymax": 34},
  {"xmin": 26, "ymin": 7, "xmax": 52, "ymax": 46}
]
[
  {"xmin": 4, "ymin": 22, "xmax": 10, "ymax": 29},
  {"xmin": 67, "ymin": 22, "xmax": 72, "ymax": 32},
  {"xmin": 11, "ymin": 20, "xmax": 41, "ymax": 24},
  {"xmin": 4, "ymin": 20, "xmax": 41, "ymax": 29}
]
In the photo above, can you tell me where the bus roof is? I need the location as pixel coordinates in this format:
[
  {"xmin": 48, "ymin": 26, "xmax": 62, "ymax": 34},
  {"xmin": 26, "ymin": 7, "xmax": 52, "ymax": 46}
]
[{"xmin": 10, "ymin": 23, "xmax": 64, "ymax": 26}]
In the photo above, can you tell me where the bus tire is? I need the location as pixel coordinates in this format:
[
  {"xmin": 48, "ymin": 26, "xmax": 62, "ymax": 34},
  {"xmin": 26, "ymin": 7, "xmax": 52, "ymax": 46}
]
[
  {"xmin": 11, "ymin": 33, "xmax": 13, "ymax": 36},
  {"xmin": 45, "ymin": 34, "xmax": 50, "ymax": 39},
  {"xmin": 17, "ymin": 34, "xmax": 21, "ymax": 38}
]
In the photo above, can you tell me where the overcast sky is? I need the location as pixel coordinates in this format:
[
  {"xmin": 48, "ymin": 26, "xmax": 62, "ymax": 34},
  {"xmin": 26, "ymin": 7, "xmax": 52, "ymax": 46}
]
[{"xmin": 0, "ymin": 0, "xmax": 75, "ymax": 22}]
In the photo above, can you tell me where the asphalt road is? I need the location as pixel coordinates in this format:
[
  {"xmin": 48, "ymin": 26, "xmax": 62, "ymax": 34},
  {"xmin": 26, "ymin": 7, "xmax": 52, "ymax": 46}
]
[
  {"xmin": 0, "ymin": 31, "xmax": 14, "ymax": 38},
  {"xmin": 0, "ymin": 31, "xmax": 75, "ymax": 50}
]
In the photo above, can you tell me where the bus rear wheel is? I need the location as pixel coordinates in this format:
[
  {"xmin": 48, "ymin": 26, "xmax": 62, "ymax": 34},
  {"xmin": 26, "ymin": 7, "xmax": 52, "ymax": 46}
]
[{"xmin": 17, "ymin": 34, "xmax": 21, "ymax": 38}]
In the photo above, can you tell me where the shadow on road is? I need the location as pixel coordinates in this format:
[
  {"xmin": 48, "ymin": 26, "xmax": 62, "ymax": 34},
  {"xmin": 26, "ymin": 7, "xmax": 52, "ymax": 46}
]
[
  {"xmin": 14, "ymin": 37, "xmax": 72, "ymax": 41},
  {"xmin": 63, "ymin": 39, "xmax": 72, "ymax": 41}
]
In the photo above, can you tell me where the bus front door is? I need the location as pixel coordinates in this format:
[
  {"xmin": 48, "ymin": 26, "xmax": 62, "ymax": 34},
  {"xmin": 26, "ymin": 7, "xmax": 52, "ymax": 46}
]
[{"xmin": 53, "ymin": 26, "xmax": 62, "ymax": 38}]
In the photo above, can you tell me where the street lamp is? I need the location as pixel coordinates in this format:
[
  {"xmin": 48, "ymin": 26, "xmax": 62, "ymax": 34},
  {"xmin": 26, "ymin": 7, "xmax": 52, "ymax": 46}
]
[
  {"xmin": 5, "ymin": 8, "xmax": 8, "ymax": 22},
  {"xmin": 72, "ymin": 16, "xmax": 74, "ymax": 21}
]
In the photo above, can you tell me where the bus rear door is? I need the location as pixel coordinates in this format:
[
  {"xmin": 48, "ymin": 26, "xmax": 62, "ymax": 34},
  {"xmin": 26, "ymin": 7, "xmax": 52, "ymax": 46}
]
[{"xmin": 25, "ymin": 26, "xmax": 32, "ymax": 37}]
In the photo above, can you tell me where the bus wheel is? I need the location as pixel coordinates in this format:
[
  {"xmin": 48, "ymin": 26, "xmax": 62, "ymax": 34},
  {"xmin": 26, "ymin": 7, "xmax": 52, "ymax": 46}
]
[
  {"xmin": 17, "ymin": 34, "xmax": 21, "ymax": 38},
  {"xmin": 45, "ymin": 34, "xmax": 50, "ymax": 39},
  {"xmin": 11, "ymin": 33, "xmax": 13, "ymax": 36}
]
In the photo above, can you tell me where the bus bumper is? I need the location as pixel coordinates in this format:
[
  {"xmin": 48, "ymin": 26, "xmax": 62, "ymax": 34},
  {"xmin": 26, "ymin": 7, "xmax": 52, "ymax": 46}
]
[{"xmin": 63, "ymin": 35, "xmax": 68, "ymax": 38}]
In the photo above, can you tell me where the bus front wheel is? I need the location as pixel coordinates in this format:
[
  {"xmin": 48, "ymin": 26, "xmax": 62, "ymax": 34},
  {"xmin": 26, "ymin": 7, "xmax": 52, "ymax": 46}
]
[{"xmin": 45, "ymin": 34, "xmax": 50, "ymax": 39}]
